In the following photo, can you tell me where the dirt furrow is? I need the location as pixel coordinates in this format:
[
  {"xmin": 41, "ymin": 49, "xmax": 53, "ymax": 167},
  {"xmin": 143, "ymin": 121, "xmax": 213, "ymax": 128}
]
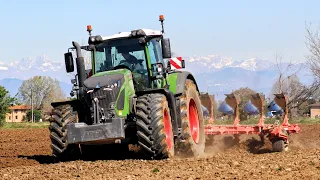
[{"xmin": 0, "ymin": 124, "xmax": 319, "ymax": 179}]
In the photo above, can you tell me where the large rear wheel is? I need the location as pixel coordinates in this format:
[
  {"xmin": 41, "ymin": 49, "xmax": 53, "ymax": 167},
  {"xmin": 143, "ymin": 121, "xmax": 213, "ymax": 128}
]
[
  {"xmin": 49, "ymin": 104, "xmax": 80, "ymax": 161},
  {"xmin": 177, "ymin": 79, "xmax": 205, "ymax": 157},
  {"xmin": 135, "ymin": 93, "xmax": 174, "ymax": 159}
]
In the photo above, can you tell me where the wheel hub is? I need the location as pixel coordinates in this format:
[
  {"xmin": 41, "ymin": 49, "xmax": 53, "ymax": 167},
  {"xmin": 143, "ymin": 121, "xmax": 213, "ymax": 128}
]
[
  {"xmin": 163, "ymin": 108, "xmax": 173, "ymax": 150},
  {"xmin": 188, "ymin": 98, "xmax": 200, "ymax": 144}
]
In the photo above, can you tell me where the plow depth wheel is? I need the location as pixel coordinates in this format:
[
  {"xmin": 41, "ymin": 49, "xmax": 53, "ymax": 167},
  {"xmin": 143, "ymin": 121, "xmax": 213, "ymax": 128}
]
[
  {"xmin": 270, "ymin": 129, "xmax": 289, "ymax": 152},
  {"xmin": 178, "ymin": 79, "xmax": 205, "ymax": 157},
  {"xmin": 272, "ymin": 139, "xmax": 289, "ymax": 152},
  {"xmin": 136, "ymin": 93, "xmax": 174, "ymax": 159}
]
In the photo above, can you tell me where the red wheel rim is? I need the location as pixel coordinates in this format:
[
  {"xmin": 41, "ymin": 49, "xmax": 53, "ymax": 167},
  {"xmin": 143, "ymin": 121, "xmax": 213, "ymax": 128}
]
[
  {"xmin": 163, "ymin": 108, "xmax": 173, "ymax": 150},
  {"xmin": 188, "ymin": 98, "xmax": 200, "ymax": 143}
]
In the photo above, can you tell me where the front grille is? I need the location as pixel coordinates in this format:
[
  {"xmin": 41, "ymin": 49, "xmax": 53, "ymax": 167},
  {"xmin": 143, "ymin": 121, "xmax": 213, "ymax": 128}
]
[
  {"xmin": 83, "ymin": 74, "xmax": 125, "ymax": 121},
  {"xmin": 89, "ymin": 86, "xmax": 121, "ymax": 110}
]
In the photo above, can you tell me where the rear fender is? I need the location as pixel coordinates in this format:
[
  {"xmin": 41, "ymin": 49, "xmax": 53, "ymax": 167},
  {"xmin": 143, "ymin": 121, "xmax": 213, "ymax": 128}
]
[
  {"xmin": 51, "ymin": 100, "xmax": 81, "ymax": 110},
  {"xmin": 174, "ymin": 70, "xmax": 200, "ymax": 95}
]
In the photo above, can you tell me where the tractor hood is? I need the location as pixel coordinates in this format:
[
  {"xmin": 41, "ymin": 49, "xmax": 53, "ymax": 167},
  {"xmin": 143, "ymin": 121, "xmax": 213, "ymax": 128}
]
[
  {"xmin": 84, "ymin": 74, "xmax": 124, "ymax": 89},
  {"xmin": 83, "ymin": 69, "xmax": 130, "ymax": 89},
  {"xmin": 82, "ymin": 68, "xmax": 135, "ymax": 118}
]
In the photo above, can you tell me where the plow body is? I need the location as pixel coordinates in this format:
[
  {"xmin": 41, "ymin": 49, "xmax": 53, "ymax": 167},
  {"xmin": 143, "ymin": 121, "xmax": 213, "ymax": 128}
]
[
  {"xmin": 205, "ymin": 124, "xmax": 300, "ymax": 135},
  {"xmin": 204, "ymin": 93, "xmax": 300, "ymax": 152}
]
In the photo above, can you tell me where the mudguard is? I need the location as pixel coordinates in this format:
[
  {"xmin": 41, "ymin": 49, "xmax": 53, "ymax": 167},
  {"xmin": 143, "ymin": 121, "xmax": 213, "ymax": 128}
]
[
  {"xmin": 174, "ymin": 70, "xmax": 200, "ymax": 95},
  {"xmin": 51, "ymin": 100, "xmax": 81, "ymax": 108}
]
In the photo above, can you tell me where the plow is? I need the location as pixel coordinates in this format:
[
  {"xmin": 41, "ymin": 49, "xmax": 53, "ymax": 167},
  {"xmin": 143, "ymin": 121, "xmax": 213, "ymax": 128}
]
[
  {"xmin": 48, "ymin": 14, "xmax": 300, "ymax": 162},
  {"xmin": 203, "ymin": 93, "xmax": 300, "ymax": 152}
]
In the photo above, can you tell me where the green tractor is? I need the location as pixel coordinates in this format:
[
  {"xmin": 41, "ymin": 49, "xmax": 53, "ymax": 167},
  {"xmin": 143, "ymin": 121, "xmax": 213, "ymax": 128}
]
[{"xmin": 49, "ymin": 15, "xmax": 206, "ymax": 161}]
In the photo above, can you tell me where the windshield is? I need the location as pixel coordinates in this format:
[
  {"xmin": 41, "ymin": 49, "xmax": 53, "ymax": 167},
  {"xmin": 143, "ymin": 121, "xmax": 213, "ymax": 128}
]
[{"xmin": 93, "ymin": 38, "xmax": 147, "ymax": 73}]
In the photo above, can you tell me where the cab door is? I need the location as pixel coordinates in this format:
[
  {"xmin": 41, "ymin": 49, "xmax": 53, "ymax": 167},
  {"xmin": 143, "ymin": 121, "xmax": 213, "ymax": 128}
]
[{"xmin": 146, "ymin": 39, "xmax": 166, "ymax": 89}]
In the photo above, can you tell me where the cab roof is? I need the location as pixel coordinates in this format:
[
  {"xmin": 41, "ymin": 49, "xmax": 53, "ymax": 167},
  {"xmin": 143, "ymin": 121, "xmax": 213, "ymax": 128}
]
[{"xmin": 100, "ymin": 29, "xmax": 162, "ymax": 41}]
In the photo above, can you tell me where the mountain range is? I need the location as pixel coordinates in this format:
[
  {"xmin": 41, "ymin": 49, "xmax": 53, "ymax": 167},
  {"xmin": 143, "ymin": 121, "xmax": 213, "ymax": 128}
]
[
  {"xmin": 0, "ymin": 54, "xmax": 314, "ymax": 101},
  {"xmin": 183, "ymin": 55, "xmax": 314, "ymax": 100}
]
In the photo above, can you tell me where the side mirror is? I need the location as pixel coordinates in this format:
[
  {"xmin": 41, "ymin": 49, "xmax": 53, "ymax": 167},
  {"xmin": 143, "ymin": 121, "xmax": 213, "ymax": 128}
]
[
  {"xmin": 64, "ymin": 52, "xmax": 74, "ymax": 73},
  {"xmin": 161, "ymin": 38, "xmax": 171, "ymax": 58}
]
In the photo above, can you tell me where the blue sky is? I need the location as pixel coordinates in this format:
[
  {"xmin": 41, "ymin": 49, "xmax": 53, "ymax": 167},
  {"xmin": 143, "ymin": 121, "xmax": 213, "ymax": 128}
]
[{"xmin": 0, "ymin": 0, "xmax": 319, "ymax": 64}]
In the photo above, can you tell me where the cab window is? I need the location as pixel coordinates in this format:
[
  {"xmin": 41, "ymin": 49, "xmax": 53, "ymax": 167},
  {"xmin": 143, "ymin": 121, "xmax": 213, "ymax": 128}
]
[{"xmin": 147, "ymin": 39, "xmax": 164, "ymax": 65}]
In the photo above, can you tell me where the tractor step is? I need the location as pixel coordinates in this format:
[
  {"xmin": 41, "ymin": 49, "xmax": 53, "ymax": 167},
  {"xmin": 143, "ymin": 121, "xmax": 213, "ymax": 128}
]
[{"xmin": 67, "ymin": 118, "xmax": 125, "ymax": 145}]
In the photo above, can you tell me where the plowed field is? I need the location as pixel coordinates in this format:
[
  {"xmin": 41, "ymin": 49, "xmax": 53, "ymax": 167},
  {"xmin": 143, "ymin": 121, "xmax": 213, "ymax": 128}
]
[{"xmin": 1, "ymin": 124, "xmax": 320, "ymax": 179}]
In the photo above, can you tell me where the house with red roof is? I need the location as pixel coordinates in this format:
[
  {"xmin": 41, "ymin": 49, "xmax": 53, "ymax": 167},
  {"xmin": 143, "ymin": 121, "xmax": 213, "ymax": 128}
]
[
  {"xmin": 6, "ymin": 105, "xmax": 31, "ymax": 122},
  {"xmin": 310, "ymin": 103, "xmax": 320, "ymax": 119}
]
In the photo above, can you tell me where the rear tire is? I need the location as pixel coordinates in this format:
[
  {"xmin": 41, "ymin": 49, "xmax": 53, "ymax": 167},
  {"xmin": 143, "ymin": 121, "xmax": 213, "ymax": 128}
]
[
  {"xmin": 177, "ymin": 79, "xmax": 205, "ymax": 157},
  {"xmin": 135, "ymin": 93, "xmax": 174, "ymax": 159},
  {"xmin": 49, "ymin": 104, "xmax": 80, "ymax": 161}
]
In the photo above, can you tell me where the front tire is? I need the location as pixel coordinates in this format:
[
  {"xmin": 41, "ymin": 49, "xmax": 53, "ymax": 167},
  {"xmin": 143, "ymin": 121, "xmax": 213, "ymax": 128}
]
[
  {"xmin": 177, "ymin": 79, "xmax": 205, "ymax": 157},
  {"xmin": 135, "ymin": 93, "xmax": 174, "ymax": 159},
  {"xmin": 49, "ymin": 104, "xmax": 80, "ymax": 161}
]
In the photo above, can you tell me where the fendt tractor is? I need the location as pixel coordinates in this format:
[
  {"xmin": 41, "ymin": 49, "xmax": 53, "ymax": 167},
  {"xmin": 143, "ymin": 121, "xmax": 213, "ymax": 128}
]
[{"xmin": 49, "ymin": 15, "xmax": 209, "ymax": 161}]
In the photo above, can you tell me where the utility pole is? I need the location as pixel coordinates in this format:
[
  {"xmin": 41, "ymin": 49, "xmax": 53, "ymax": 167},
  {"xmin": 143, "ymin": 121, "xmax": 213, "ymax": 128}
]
[{"xmin": 31, "ymin": 89, "xmax": 33, "ymax": 123}]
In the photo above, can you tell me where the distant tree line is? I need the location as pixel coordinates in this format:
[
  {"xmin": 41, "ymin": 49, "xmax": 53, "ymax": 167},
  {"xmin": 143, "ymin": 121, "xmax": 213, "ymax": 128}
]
[
  {"xmin": 17, "ymin": 76, "xmax": 66, "ymax": 122},
  {"xmin": 0, "ymin": 86, "xmax": 16, "ymax": 126}
]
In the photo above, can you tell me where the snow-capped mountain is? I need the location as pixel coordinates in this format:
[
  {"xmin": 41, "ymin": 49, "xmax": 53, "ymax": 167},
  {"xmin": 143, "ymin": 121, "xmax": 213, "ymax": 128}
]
[
  {"xmin": 8, "ymin": 55, "xmax": 63, "ymax": 72},
  {"xmin": 0, "ymin": 54, "xmax": 69, "ymax": 83},
  {"xmin": 0, "ymin": 61, "xmax": 8, "ymax": 70},
  {"xmin": 184, "ymin": 54, "xmax": 274, "ymax": 72},
  {"xmin": 0, "ymin": 54, "xmax": 313, "ymax": 100}
]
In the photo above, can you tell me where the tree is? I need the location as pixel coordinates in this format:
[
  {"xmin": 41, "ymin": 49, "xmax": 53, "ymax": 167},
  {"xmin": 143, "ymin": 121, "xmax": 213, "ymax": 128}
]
[
  {"xmin": 270, "ymin": 52, "xmax": 320, "ymax": 117},
  {"xmin": 26, "ymin": 110, "xmax": 42, "ymax": 122},
  {"xmin": 18, "ymin": 76, "xmax": 66, "ymax": 112},
  {"xmin": 232, "ymin": 87, "xmax": 257, "ymax": 121},
  {"xmin": 0, "ymin": 86, "xmax": 16, "ymax": 127},
  {"xmin": 214, "ymin": 100, "xmax": 224, "ymax": 119},
  {"xmin": 270, "ymin": 74, "xmax": 303, "ymax": 117},
  {"xmin": 305, "ymin": 22, "xmax": 320, "ymax": 79},
  {"xmin": 270, "ymin": 74, "xmax": 304, "ymax": 100}
]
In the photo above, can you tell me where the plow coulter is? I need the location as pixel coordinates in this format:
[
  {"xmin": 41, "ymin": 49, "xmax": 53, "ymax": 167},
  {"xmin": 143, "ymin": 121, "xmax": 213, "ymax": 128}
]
[{"xmin": 204, "ymin": 93, "xmax": 300, "ymax": 152}]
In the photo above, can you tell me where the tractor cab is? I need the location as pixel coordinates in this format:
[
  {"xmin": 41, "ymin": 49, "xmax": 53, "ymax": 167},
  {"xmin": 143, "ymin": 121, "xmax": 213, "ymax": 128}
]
[
  {"xmin": 64, "ymin": 15, "xmax": 177, "ymax": 97},
  {"xmin": 89, "ymin": 31, "xmax": 168, "ymax": 91}
]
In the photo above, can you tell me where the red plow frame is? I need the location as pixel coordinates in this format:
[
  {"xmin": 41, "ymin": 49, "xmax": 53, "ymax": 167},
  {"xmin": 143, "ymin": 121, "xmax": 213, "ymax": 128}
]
[{"xmin": 204, "ymin": 93, "xmax": 300, "ymax": 152}]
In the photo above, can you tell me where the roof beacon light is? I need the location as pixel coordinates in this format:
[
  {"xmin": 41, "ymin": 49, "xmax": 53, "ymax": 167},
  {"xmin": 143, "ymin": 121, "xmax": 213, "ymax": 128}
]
[
  {"xmin": 159, "ymin": 15, "xmax": 165, "ymax": 34},
  {"xmin": 159, "ymin": 15, "xmax": 164, "ymax": 22},
  {"xmin": 87, "ymin": 25, "xmax": 92, "ymax": 36}
]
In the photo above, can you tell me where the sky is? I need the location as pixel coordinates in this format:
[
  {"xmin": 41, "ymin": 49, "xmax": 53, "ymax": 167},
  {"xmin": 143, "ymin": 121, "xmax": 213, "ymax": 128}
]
[{"xmin": 0, "ymin": 0, "xmax": 319, "ymax": 64}]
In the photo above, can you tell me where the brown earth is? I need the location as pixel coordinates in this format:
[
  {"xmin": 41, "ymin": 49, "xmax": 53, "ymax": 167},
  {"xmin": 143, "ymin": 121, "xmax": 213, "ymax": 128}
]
[{"xmin": 0, "ymin": 124, "xmax": 320, "ymax": 180}]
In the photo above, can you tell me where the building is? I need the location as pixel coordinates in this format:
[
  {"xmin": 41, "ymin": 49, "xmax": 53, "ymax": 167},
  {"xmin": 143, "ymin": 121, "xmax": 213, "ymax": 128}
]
[
  {"xmin": 6, "ymin": 105, "xmax": 31, "ymax": 123},
  {"xmin": 310, "ymin": 103, "xmax": 320, "ymax": 119}
]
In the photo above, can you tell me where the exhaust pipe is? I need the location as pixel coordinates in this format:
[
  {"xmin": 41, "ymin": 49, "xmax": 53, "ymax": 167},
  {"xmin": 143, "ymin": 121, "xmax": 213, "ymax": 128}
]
[{"xmin": 72, "ymin": 41, "xmax": 86, "ymax": 98}]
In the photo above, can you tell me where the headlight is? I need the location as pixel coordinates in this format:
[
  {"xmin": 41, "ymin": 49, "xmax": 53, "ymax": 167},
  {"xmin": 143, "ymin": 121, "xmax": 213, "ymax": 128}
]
[{"xmin": 103, "ymin": 80, "xmax": 121, "ymax": 91}]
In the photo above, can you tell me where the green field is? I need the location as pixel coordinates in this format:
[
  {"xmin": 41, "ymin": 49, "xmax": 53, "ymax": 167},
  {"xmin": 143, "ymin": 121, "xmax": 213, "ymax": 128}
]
[{"xmin": 1, "ymin": 122, "xmax": 50, "ymax": 129}]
